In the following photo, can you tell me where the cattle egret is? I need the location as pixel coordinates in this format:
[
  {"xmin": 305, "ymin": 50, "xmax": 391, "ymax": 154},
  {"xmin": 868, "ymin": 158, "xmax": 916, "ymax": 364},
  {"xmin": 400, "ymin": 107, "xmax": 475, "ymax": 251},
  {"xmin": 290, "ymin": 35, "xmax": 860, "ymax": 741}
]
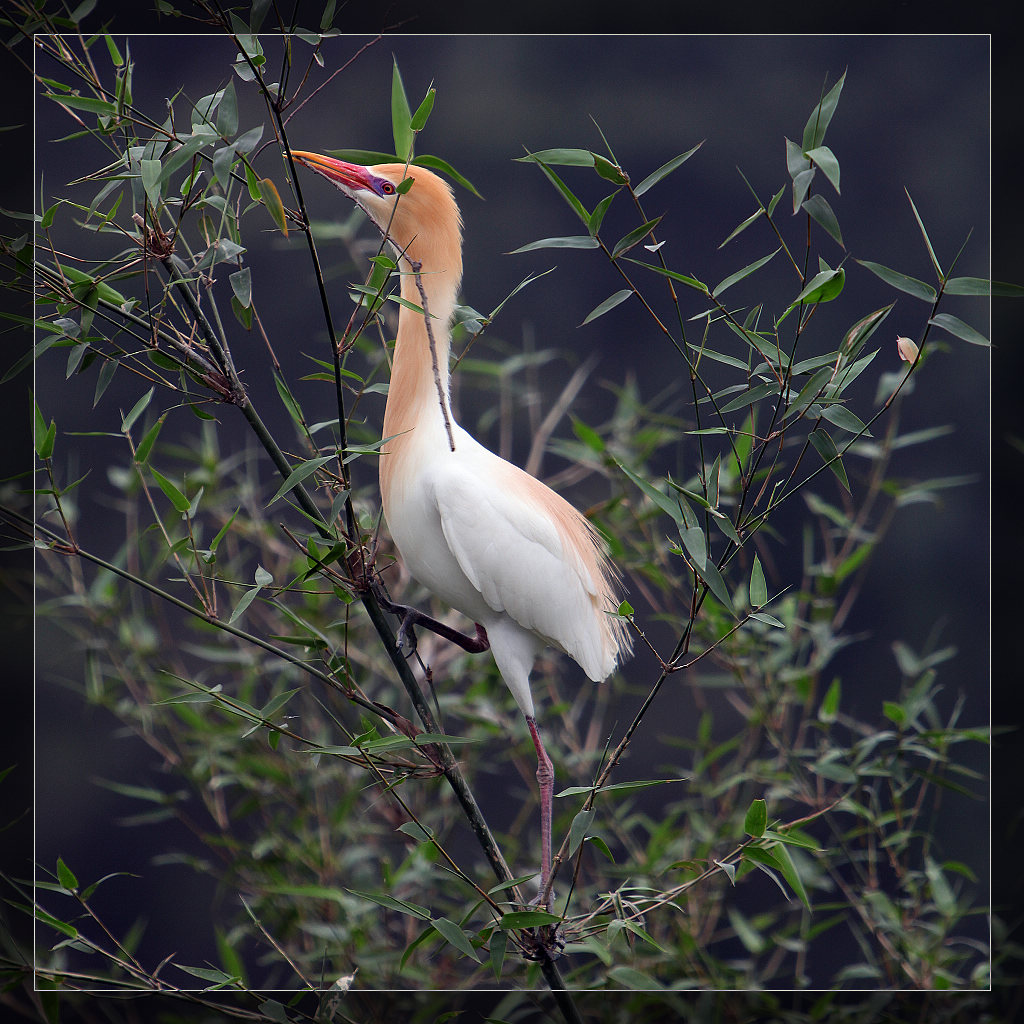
[{"xmin": 293, "ymin": 152, "xmax": 632, "ymax": 905}]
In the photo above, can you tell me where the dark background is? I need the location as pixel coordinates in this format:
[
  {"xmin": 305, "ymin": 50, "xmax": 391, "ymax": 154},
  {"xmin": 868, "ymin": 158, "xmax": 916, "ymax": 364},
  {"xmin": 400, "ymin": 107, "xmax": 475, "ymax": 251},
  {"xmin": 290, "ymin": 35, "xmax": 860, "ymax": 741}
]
[{"xmin": 3, "ymin": 1, "xmax": 1022, "ymax": 1018}]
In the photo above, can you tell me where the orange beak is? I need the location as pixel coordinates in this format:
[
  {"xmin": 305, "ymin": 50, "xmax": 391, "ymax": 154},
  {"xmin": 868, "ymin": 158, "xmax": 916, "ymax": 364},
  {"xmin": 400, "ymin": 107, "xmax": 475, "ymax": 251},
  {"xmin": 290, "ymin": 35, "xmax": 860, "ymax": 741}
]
[{"xmin": 291, "ymin": 151, "xmax": 374, "ymax": 191}]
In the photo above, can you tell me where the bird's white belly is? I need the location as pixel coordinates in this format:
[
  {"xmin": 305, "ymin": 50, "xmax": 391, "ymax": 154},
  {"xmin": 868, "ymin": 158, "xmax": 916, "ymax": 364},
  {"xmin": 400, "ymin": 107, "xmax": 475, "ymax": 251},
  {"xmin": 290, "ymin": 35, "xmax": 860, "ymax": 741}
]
[{"xmin": 383, "ymin": 461, "xmax": 492, "ymax": 625}]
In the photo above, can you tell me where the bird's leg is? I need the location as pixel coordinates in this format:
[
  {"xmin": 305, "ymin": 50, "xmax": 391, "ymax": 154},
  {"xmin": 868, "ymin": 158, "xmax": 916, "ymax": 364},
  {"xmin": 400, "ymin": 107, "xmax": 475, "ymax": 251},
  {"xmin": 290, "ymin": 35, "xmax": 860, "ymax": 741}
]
[
  {"xmin": 526, "ymin": 715, "xmax": 554, "ymax": 909},
  {"xmin": 371, "ymin": 584, "xmax": 489, "ymax": 655}
]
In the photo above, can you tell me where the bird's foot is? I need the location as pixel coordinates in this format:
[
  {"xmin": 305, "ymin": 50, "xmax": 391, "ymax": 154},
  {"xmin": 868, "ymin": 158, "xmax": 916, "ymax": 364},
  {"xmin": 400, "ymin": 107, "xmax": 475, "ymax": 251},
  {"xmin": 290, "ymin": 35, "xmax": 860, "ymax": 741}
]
[{"xmin": 395, "ymin": 610, "xmax": 418, "ymax": 655}]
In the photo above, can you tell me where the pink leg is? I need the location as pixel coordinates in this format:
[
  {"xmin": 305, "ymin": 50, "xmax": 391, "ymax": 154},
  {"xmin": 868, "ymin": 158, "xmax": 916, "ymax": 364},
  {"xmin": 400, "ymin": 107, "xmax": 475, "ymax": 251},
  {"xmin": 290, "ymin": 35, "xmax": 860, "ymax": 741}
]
[{"xmin": 526, "ymin": 714, "xmax": 554, "ymax": 906}]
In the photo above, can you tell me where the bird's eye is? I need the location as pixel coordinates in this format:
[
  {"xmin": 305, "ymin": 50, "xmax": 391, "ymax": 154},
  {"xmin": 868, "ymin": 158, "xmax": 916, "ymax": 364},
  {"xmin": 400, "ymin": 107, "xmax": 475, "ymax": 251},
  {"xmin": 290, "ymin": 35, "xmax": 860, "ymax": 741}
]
[{"xmin": 380, "ymin": 181, "xmax": 396, "ymax": 195}]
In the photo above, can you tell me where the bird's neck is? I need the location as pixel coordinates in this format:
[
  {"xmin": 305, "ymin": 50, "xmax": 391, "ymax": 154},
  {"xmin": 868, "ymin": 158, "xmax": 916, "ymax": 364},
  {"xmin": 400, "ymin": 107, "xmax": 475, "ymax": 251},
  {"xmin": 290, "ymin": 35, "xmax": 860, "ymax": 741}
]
[{"xmin": 380, "ymin": 269, "xmax": 458, "ymax": 500}]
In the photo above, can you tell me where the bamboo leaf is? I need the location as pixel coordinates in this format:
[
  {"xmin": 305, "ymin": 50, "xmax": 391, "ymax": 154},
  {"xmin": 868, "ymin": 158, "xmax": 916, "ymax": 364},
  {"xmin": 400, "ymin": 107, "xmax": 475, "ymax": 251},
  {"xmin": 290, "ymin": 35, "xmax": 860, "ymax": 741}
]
[
  {"xmin": 612, "ymin": 216, "xmax": 663, "ymax": 259},
  {"xmin": 905, "ymin": 188, "xmax": 942, "ymax": 280},
  {"xmin": 720, "ymin": 206, "xmax": 763, "ymax": 249},
  {"xmin": 432, "ymin": 917, "xmax": 480, "ymax": 962},
  {"xmin": 581, "ymin": 288, "xmax": 632, "ymax": 325},
  {"xmin": 509, "ymin": 235, "xmax": 599, "ymax": 254},
  {"xmin": 944, "ymin": 276, "xmax": 1024, "ymax": 297},
  {"xmin": 744, "ymin": 798, "xmax": 767, "ymax": 838},
  {"xmin": 121, "ymin": 387, "xmax": 154, "ymax": 433},
  {"xmin": 150, "ymin": 467, "xmax": 191, "ymax": 513},
  {"xmin": 802, "ymin": 70, "xmax": 846, "ymax": 151},
  {"xmin": 634, "ymin": 141, "xmax": 703, "ymax": 196},
  {"xmin": 750, "ymin": 555, "xmax": 767, "ymax": 607},
  {"xmin": 928, "ymin": 312, "xmax": 989, "ymax": 347},
  {"xmin": 229, "ymin": 267, "xmax": 252, "ymax": 308},
  {"xmin": 857, "ymin": 260, "xmax": 936, "ymax": 302},
  {"xmin": 618, "ymin": 462, "xmax": 684, "ymax": 526},
  {"xmin": 391, "ymin": 59, "xmax": 413, "ymax": 161},
  {"xmin": 801, "ymin": 194, "xmax": 844, "ymax": 247},
  {"xmin": 713, "ymin": 249, "xmax": 780, "ymax": 297},
  {"xmin": 216, "ymin": 79, "xmax": 238, "ymax": 137},
  {"xmin": 56, "ymin": 856, "xmax": 79, "ymax": 891},
  {"xmin": 568, "ymin": 808, "xmax": 596, "ymax": 856},
  {"xmin": 526, "ymin": 154, "xmax": 590, "ymax": 225},
  {"xmin": 257, "ymin": 178, "xmax": 288, "ymax": 236},
  {"xmin": 267, "ymin": 455, "xmax": 335, "ymax": 506},
  {"xmin": 409, "ymin": 86, "xmax": 435, "ymax": 132},
  {"xmin": 806, "ymin": 145, "xmax": 840, "ymax": 193},
  {"xmin": 808, "ymin": 427, "xmax": 850, "ymax": 492}
]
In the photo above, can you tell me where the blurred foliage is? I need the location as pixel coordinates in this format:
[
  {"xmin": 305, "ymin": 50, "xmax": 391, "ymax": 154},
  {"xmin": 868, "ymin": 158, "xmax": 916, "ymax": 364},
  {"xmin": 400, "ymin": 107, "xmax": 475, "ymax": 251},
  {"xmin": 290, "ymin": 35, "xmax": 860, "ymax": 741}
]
[{"xmin": 1, "ymin": 1, "xmax": 1015, "ymax": 1021}]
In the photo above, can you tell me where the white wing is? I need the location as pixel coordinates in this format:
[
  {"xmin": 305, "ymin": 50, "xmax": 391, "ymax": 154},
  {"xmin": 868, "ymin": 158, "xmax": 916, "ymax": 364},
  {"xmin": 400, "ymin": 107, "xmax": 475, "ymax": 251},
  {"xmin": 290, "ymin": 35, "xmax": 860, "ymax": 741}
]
[{"xmin": 427, "ymin": 452, "xmax": 617, "ymax": 681}]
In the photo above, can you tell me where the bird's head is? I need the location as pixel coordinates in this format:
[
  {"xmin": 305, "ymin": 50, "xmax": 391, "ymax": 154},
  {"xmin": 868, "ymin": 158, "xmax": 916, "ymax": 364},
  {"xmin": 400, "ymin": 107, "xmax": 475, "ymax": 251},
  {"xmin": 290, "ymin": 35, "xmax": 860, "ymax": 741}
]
[{"xmin": 293, "ymin": 152, "xmax": 463, "ymax": 287}]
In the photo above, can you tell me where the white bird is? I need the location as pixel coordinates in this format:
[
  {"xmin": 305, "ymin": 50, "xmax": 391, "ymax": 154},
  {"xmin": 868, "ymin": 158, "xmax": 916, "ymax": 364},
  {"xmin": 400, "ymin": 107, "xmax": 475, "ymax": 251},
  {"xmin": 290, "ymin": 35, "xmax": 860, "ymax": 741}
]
[{"xmin": 293, "ymin": 152, "xmax": 633, "ymax": 904}]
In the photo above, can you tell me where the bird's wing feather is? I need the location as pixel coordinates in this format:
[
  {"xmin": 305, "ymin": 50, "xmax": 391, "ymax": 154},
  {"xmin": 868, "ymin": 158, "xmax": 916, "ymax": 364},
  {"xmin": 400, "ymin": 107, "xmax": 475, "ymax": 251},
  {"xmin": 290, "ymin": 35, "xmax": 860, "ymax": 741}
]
[{"xmin": 428, "ymin": 456, "xmax": 612, "ymax": 679}]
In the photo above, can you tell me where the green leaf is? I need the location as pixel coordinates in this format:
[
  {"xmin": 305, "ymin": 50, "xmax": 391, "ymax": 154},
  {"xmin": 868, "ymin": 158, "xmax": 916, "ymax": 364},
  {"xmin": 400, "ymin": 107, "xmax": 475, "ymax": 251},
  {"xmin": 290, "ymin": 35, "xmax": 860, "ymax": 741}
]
[
  {"xmin": 784, "ymin": 366, "xmax": 834, "ymax": 420},
  {"xmin": 786, "ymin": 137, "xmax": 811, "ymax": 179},
  {"xmin": 713, "ymin": 248, "xmax": 780, "ymax": 297},
  {"xmin": 515, "ymin": 147, "xmax": 595, "ymax": 166},
  {"xmin": 229, "ymin": 267, "xmax": 252, "ymax": 308},
  {"xmin": 840, "ymin": 303, "xmax": 894, "ymax": 359},
  {"xmin": 268, "ymin": 455, "xmax": 335, "ymax": 506},
  {"xmin": 820, "ymin": 678, "xmax": 841, "ymax": 721},
  {"xmin": 801, "ymin": 194, "xmax": 843, "ymax": 247},
  {"xmin": 744, "ymin": 798, "xmax": 767, "ymax": 838},
  {"xmin": 749, "ymin": 555, "xmax": 767, "ymax": 607},
  {"xmin": 679, "ymin": 525, "xmax": 707, "ymax": 570},
  {"xmin": 720, "ymin": 206, "xmax": 764, "ymax": 249},
  {"xmin": 121, "ymin": 387, "xmax": 154, "ymax": 433},
  {"xmin": 527, "ymin": 155, "xmax": 591, "ymax": 225},
  {"xmin": 924, "ymin": 855, "xmax": 956, "ymax": 918},
  {"xmin": 257, "ymin": 178, "xmax": 288, "ymax": 236},
  {"xmin": 212, "ymin": 145, "xmax": 234, "ymax": 189},
  {"xmin": 611, "ymin": 216, "xmax": 663, "ymax": 259},
  {"xmin": 808, "ymin": 427, "xmax": 850, "ymax": 492},
  {"xmin": 944, "ymin": 276, "xmax": 1024, "ymax": 297},
  {"xmin": 928, "ymin": 312, "xmax": 989, "ymax": 347},
  {"xmin": 617, "ymin": 462, "xmax": 683, "ymax": 527},
  {"xmin": 802, "ymin": 70, "xmax": 846, "ymax": 151},
  {"xmin": 500, "ymin": 910, "xmax": 561, "ymax": 928},
  {"xmin": 821, "ymin": 403, "xmax": 871, "ymax": 436},
  {"xmin": 581, "ymin": 288, "xmax": 632, "ymax": 326},
  {"xmin": 490, "ymin": 927, "xmax": 507, "ymax": 979},
  {"xmin": 509, "ymin": 235, "xmax": 599, "ymax": 254},
  {"xmin": 216, "ymin": 79, "xmax": 238, "ymax": 136},
  {"xmin": 634, "ymin": 141, "xmax": 703, "ymax": 197},
  {"xmin": 905, "ymin": 188, "xmax": 942, "ymax": 280},
  {"xmin": 104, "ymin": 33, "xmax": 124, "ymax": 67},
  {"xmin": 140, "ymin": 158, "xmax": 162, "ymax": 207},
  {"xmin": 56, "ymin": 856, "xmax": 79, "ymax": 891},
  {"xmin": 805, "ymin": 145, "xmax": 840, "ymax": 193},
  {"xmin": 588, "ymin": 191, "xmax": 617, "ymax": 236},
  {"xmin": 391, "ymin": 59, "xmax": 414, "ymax": 161},
  {"xmin": 410, "ymin": 154, "xmax": 482, "ymax": 198},
  {"xmin": 44, "ymin": 93, "xmax": 117, "ymax": 116},
  {"xmin": 625, "ymin": 258, "xmax": 709, "ymax": 293},
  {"xmin": 35, "ymin": 906, "xmax": 78, "ymax": 939},
  {"xmin": 134, "ymin": 414, "xmax": 165, "ymax": 465},
  {"xmin": 150, "ymin": 467, "xmax": 191, "ymax": 513},
  {"xmin": 410, "ymin": 86, "xmax": 436, "ymax": 132},
  {"xmin": 794, "ymin": 267, "xmax": 845, "ymax": 306},
  {"xmin": 432, "ymin": 917, "xmax": 480, "ymax": 962},
  {"xmin": 857, "ymin": 259, "xmax": 937, "ymax": 302},
  {"xmin": 593, "ymin": 154, "xmax": 628, "ymax": 184},
  {"xmin": 397, "ymin": 821, "xmax": 433, "ymax": 842},
  {"xmin": 232, "ymin": 124, "xmax": 263, "ymax": 155},
  {"xmin": 775, "ymin": 842, "xmax": 812, "ymax": 910},
  {"xmin": 694, "ymin": 557, "xmax": 733, "ymax": 613},
  {"xmin": 568, "ymin": 808, "xmax": 596, "ymax": 857}
]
